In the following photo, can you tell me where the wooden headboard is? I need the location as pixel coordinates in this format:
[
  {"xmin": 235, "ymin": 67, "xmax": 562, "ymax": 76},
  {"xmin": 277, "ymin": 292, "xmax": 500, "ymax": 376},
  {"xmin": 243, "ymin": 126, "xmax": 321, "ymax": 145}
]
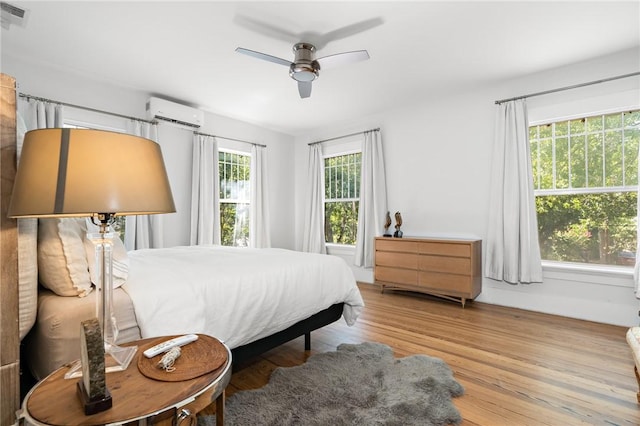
[{"xmin": 0, "ymin": 73, "xmax": 19, "ymax": 425}]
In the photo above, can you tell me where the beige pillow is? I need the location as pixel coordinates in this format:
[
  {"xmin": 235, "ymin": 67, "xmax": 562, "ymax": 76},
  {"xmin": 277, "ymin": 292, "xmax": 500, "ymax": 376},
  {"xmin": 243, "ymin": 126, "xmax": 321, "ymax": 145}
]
[
  {"xmin": 18, "ymin": 218, "xmax": 38, "ymax": 339},
  {"xmin": 84, "ymin": 219, "xmax": 129, "ymax": 289},
  {"xmin": 38, "ymin": 218, "xmax": 92, "ymax": 297}
]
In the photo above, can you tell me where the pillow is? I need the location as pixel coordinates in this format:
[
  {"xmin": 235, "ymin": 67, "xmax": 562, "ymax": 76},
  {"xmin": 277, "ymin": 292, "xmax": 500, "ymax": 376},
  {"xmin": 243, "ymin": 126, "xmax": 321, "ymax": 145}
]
[
  {"xmin": 84, "ymin": 219, "xmax": 129, "ymax": 289},
  {"xmin": 38, "ymin": 218, "xmax": 92, "ymax": 297},
  {"xmin": 18, "ymin": 218, "xmax": 37, "ymax": 339}
]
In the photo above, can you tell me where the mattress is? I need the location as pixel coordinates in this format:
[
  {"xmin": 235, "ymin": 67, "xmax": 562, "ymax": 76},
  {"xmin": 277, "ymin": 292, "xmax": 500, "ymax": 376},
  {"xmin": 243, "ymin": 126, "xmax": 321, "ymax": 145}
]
[
  {"xmin": 25, "ymin": 287, "xmax": 141, "ymax": 380},
  {"xmin": 123, "ymin": 246, "xmax": 364, "ymax": 348}
]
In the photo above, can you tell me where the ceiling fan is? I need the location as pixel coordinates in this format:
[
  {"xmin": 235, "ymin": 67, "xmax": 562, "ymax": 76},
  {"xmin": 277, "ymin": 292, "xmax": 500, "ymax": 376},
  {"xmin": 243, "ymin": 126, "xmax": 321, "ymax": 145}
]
[{"xmin": 235, "ymin": 42, "xmax": 370, "ymax": 98}]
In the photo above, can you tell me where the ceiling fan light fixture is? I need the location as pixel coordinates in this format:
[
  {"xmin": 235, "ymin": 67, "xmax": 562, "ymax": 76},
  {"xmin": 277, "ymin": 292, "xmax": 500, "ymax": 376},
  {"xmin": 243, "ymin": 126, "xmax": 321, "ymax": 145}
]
[{"xmin": 290, "ymin": 63, "xmax": 319, "ymax": 82}]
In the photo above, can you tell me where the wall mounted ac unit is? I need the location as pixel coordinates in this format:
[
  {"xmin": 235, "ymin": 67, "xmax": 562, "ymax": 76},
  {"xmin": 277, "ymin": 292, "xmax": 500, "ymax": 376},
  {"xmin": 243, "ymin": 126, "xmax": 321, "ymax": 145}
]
[
  {"xmin": 146, "ymin": 97, "xmax": 204, "ymax": 128},
  {"xmin": 1, "ymin": 2, "xmax": 29, "ymax": 30}
]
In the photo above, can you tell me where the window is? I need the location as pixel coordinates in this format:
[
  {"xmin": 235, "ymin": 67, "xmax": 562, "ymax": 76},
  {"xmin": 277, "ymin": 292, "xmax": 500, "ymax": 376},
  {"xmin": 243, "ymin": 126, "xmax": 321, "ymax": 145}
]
[
  {"xmin": 530, "ymin": 110, "xmax": 639, "ymax": 266},
  {"xmin": 324, "ymin": 151, "xmax": 361, "ymax": 245},
  {"xmin": 219, "ymin": 150, "xmax": 250, "ymax": 246}
]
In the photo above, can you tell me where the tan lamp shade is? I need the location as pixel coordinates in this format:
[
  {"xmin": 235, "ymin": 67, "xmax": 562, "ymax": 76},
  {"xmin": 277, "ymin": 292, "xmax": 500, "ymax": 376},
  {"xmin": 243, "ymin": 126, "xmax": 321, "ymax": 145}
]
[{"xmin": 8, "ymin": 128, "xmax": 176, "ymax": 218}]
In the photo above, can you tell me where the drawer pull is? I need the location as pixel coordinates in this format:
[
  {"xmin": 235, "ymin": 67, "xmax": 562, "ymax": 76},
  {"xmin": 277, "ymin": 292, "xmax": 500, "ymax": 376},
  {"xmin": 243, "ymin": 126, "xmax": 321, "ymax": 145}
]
[{"xmin": 176, "ymin": 408, "xmax": 195, "ymax": 425}]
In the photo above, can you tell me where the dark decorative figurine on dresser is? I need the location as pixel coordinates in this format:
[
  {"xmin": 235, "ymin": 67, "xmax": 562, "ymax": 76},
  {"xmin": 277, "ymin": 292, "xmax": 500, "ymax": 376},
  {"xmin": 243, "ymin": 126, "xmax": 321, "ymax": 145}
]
[{"xmin": 393, "ymin": 211, "xmax": 403, "ymax": 238}]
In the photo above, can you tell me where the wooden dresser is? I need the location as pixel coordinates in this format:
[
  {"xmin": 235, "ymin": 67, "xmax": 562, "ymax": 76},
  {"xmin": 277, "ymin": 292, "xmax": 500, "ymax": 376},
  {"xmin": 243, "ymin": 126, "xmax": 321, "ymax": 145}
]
[{"xmin": 374, "ymin": 236, "xmax": 482, "ymax": 307}]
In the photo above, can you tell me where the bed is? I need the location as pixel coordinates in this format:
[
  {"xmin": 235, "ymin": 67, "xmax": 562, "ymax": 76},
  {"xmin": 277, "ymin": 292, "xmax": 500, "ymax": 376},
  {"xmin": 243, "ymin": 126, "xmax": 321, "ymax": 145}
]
[{"xmin": 21, "ymin": 217, "xmax": 364, "ymax": 380}]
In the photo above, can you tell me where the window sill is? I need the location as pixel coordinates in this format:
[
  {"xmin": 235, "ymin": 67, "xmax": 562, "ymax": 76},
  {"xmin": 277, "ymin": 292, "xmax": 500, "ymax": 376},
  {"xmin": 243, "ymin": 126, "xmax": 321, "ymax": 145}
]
[
  {"xmin": 325, "ymin": 243, "xmax": 355, "ymax": 257},
  {"xmin": 541, "ymin": 260, "xmax": 634, "ymax": 288},
  {"xmin": 542, "ymin": 260, "xmax": 633, "ymax": 276}
]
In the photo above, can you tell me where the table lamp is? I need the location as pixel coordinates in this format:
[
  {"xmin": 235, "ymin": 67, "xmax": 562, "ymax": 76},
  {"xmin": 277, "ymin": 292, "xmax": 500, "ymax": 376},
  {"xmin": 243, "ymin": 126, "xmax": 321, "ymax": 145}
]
[{"xmin": 8, "ymin": 128, "xmax": 176, "ymax": 374}]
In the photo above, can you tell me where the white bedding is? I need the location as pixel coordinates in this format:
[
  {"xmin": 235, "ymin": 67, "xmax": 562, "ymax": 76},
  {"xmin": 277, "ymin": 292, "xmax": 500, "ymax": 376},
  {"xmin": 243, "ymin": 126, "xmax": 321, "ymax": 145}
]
[{"xmin": 122, "ymin": 245, "xmax": 364, "ymax": 348}]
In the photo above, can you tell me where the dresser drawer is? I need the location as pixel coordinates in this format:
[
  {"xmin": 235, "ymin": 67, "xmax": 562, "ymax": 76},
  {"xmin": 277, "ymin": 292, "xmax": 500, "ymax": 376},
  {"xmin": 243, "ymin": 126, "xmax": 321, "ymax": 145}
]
[
  {"xmin": 418, "ymin": 271, "xmax": 472, "ymax": 295},
  {"xmin": 418, "ymin": 242, "xmax": 470, "ymax": 257},
  {"xmin": 375, "ymin": 266, "xmax": 418, "ymax": 286},
  {"xmin": 376, "ymin": 239, "xmax": 419, "ymax": 253},
  {"xmin": 376, "ymin": 251, "xmax": 418, "ymax": 269},
  {"xmin": 418, "ymin": 255, "xmax": 471, "ymax": 275}
]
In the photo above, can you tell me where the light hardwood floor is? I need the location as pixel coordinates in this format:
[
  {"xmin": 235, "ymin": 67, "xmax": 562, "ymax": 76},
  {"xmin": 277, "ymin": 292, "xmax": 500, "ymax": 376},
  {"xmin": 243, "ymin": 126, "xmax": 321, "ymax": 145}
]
[{"xmin": 209, "ymin": 283, "xmax": 640, "ymax": 425}]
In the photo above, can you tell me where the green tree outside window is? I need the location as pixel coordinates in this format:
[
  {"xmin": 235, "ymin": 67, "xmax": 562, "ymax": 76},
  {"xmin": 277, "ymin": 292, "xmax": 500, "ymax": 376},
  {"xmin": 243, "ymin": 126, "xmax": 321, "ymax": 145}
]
[
  {"xmin": 531, "ymin": 110, "xmax": 639, "ymax": 266},
  {"xmin": 324, "ymin": 152, "xmax": 361, "ymax": 245},
  {"xmin": 219, "ymin": 150, "xmax": 250, "ymax": 246}
]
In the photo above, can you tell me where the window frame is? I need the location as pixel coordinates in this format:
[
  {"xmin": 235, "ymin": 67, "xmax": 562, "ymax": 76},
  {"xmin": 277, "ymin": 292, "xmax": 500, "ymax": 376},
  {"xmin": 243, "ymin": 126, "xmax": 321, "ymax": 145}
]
[
  {"xmin": 63, "ymin": 119, "xmax": 126, "ymax": 134},
  {"xmin": 218, "ymin": 147, "xmax": 251, "ymax": 247},
  {"xmin": 323, "ymin": 147, "xmax": 362, "ymax": 247},
  {"xmin": 529, "ymin": 108, "xmax": 639, "ymax": 271},
  {"xmin": 530, "ymin": 110, "xmax": 639, "ymax": 196}
]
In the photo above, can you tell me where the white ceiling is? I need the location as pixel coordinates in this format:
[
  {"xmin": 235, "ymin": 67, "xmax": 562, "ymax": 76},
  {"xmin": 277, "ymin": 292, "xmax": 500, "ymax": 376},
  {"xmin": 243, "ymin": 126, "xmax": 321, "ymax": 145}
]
[{"xmin": 2, "ymin": 1, "xmax": 639, "ymax": 136}]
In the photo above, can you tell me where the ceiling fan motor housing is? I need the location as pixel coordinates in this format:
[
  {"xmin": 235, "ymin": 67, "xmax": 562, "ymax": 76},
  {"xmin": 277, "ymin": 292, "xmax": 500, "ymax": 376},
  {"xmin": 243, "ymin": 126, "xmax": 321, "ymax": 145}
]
[{"xmin": 290, "ymin": 42, "xmax": 320, "ymax": 82}]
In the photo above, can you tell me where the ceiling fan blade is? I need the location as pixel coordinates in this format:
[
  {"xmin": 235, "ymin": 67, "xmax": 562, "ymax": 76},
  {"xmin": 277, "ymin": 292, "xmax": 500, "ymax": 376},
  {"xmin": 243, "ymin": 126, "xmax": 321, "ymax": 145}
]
[
  {"xmin": 234, "ymin": 15, "xmax": 299, "ymax": 45},
  {"xmin": 317, "ymin": 50, "xmax": 370, "ymax": 70},
  {"xmin": 234, "ymin": 15, "xmax": 383, "ymax": 51},
  {"xmin": 235, "ymin": 47, "xmax": 292, "ymax": 67},
  {"xmin": 298, "ymin": 81, "xmax": 312, "ymax": 98},
  {"xmin": 315, "ymin": 17, "xmax": 384, "ymax": 49}
]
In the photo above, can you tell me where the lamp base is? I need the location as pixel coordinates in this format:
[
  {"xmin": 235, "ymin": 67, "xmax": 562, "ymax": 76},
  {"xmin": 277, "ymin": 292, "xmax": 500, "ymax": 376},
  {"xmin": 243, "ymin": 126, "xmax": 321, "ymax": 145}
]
[
  {"xmin": 64, "ymin": 344, "xmax": 138, "ymax": 379},
  {"xmin": 106, "ymin": 343, "xmax": 138, "ymax": 372},
  {"xmin": 104, "ymin": 342, "xmax": 138, "ymax": 373},
  {"xmin": 64, "ymin": 227, "xmax": 139, "ymax": 379}
]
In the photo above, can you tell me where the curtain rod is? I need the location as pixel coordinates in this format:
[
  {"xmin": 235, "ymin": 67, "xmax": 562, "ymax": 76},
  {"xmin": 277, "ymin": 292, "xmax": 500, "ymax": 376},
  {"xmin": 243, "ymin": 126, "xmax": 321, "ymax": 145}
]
[
  {"xmin": 194, "ymin": 131, "xmax": 266, "ymax": 148},
  {"xmin": 18, "ymin": 92, "xmax": 155, "ymax": 124},
  {"xmin": 308, "ymin": 127, "xmax": 380, "ymax": 146},
  {"xmin": 20, "ymin": 93, "xmax": 268, "ymax": 147},
  {"xmin": 494, "ymin": 71, "xmax": 640, "ymax": 105}
]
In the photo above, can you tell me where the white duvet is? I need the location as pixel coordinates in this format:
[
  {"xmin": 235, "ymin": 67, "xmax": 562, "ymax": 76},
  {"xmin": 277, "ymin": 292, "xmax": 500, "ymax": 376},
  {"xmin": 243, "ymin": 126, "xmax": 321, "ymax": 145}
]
[{"xmin": 122, "ymin": 245, "xmax": 364, "ymax": 348}]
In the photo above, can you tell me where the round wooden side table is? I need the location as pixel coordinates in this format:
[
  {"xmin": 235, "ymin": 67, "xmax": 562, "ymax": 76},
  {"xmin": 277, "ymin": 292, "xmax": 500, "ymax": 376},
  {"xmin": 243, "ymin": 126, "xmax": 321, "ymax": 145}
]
[{"xmin": 21, "ymin": 335, "xmax": 232, "ymax": 425}]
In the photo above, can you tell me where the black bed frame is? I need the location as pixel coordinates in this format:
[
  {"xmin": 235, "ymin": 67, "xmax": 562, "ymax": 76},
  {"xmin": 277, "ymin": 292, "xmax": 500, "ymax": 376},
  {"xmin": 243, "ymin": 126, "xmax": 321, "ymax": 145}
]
[{"xmin": 230, "ymin": 302, "xmax": 344, "ymax": 366}]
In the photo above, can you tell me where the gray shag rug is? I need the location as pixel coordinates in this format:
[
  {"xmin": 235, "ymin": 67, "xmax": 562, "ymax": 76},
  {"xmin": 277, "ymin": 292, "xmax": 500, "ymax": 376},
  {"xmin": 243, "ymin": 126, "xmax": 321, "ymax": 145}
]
[{"xmin": 198, "ymin": 342, "xmax": 464, "ymax": 425}]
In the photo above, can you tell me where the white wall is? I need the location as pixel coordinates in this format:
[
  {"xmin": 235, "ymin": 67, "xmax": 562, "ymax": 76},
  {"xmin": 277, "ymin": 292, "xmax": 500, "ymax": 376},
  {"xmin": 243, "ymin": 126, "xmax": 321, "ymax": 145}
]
[
  {"xmin": 5, "ymin": 47, "xmax": 640, "ymax": 326},
  {"xmin": 294, "ymin": 48, "xmax": 640, "ymax": 327},
  {"xmin": 3, "ymin": 53, "xmax": 296, "ymax": 249}
]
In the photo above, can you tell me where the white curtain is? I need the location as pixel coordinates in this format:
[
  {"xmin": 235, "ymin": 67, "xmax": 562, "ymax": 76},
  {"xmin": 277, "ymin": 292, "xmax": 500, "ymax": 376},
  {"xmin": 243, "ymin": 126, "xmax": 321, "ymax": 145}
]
[
  {"xmin": 485, "ymin": 99, "xmax": 543, "ymax": 284},
  {"xmin": 634, "ymin": 139, "xmax": 640, "ymax": 297},
  {"xmin": 302, "ymin": 144, "xmax": 326, "ymax": 254},
  {"xmin": 190, "ymin": 134, "xmax": 221, "ymax": 245},
  {"xmin": 249, "ymin": 144, "xmax": 271, "ymax": 248},
  {"xmin": 17, "ymin": 99, "xmax": 63, "ymax": 339},
  {"xmin": 21, "ymin": 99, "xmax": 63, "ymax": 131},
  {"xmin": 354, "ymin": 130, "xmax": 388, "ymax": 267},
  {"xmin": 124, "ymin": 120, "xmax": 166, "ymax": 250}
]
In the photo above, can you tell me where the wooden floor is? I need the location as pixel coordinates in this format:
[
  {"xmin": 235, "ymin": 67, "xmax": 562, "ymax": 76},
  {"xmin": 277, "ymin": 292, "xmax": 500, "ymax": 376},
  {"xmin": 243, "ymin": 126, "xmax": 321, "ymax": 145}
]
[{"xmin": 206, "ymin": 283, "xmax": 640, "ymax": 425}]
